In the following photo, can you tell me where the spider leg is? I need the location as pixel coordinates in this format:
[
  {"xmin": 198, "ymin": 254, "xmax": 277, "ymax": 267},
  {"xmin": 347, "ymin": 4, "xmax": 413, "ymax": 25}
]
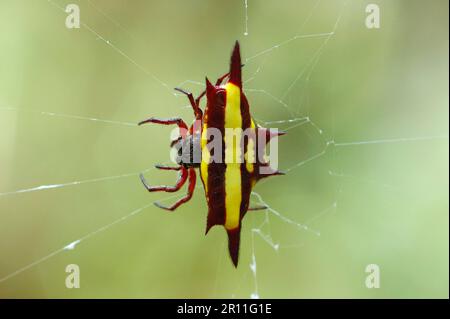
[
  {"xmin": 195, "ymin": 91, "xmax": 206, "ymax": 107},
  {"xmin": 174, "ymin": 88, "xmax": 203, "ymax": 119},
  {"xmin": 155, "ymin": 164, "xmax": 181, "ymax": 171},
  {"xmin": 215, "ymin": 64, "xmax": 245, "ymax": 86},
  {"xmin": 215, "ymin": 71, "xmax": 231, "ymax": 86},
  {"xmin": 192, "ymin": 71, "xmax": 229, "ymax": 108},
  {"xmin": 138, "ymin": 117, "xmax": 188, "ymax": 137},
  {"xmin": 247, "ymin": 205, "xmax": 268, "ymax": 211},
  {"xmin": 179, "ymin": 72, "xmax": 229, "ymax": 116},
  {"xmin": 140, "ymin": 166, "xmax": 188, "ymax": 192},
  {"xmin": 170, "ymin": 136, "xmax": 182, "ymax": 148},
  {"xmin": 174, "ymin": 65, "xmax": 246, "ymax": 119},
  {"xmin": 154, "ymin": 167, "xmax": 196, "ymax": 211}
]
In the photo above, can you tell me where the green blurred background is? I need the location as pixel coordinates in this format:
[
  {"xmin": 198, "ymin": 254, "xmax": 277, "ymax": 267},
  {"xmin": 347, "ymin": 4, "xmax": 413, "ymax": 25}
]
[{"xmin": 0, "ymin": 0, "xmax": 448, "ymax": 298}]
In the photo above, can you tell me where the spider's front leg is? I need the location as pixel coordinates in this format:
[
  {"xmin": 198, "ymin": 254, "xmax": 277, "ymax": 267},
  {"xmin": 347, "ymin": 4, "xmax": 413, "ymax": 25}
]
[
  {"xmin": 213, "ymin": 64, "xmax": 244, "ymax": 85},
  {"xmin": 174, "ymin": 88, "xmax": 203, "ymax": 119},
  {"xmin": 154, "ymin": 164, "xmax": 181, "ymax": 171},
  {"xmin": 138, "ymin": 117, "xmax": 189, "ymax": 138},
  {"xmin": 174, "ymin": 68, "xmax": 242, "ymax": 119},
  {"xmin": 154, "ymin": 167, "xmax": 197, "ymax": 211},
  {"xmin": 140, "ymin": 166, "xmax": 188, "ymax": 192},
  {"xmin": 247, "ymin": 205, "xmax": 268, "ymax": 211}
]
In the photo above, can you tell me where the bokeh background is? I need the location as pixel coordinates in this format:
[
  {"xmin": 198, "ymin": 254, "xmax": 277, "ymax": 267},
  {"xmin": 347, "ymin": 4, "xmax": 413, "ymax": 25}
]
[{"xmin": 0, "ymin": 0, "xmax": 448, "ymax": 298}]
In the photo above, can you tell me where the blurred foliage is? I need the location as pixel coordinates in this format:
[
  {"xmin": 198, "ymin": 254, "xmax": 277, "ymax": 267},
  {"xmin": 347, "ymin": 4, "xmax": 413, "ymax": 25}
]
[{"xmin": 0, "ymin": 0, "xmax": 448, "ymax": 298}]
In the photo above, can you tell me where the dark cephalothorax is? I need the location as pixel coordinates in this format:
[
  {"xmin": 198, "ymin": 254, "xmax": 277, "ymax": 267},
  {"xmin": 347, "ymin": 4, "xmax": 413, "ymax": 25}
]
[{"xmin": 173, "ymin": 134, "xmax": 202, "ymax": 168}]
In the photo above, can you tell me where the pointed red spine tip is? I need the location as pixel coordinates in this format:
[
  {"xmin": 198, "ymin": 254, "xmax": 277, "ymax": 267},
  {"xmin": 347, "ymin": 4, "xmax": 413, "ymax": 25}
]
[
  {"xmin": 229, "ymin": 41, "xmax": 242, "ymax": 88},
  {"xmin": 205, "ymin": 76, "xmax": 213, "ymax": 89},
  {"xmin": 205, "ymin": 76, "xmax": 215, "ymax": 98},
  {"xmin": 227, "ymin": 227, "xmax": 241, "ymax": 267},
  {"xmin": 259, "ymin": 128, "xmax": 287, "ymax": 144}
]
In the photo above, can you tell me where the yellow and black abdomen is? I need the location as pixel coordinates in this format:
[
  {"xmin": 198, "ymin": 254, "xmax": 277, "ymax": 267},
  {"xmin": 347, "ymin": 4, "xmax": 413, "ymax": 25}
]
[
  {"xmin": 199, "ymin": 42, "xmax": 266, "ymax": 267},
  {"xmin": 200, "ymin": 78, "xmax": 256, "ymax": 266}
]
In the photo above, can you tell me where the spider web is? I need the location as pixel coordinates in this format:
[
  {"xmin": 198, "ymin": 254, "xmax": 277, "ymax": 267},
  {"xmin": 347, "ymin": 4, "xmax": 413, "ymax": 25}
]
[{"xmin": 0, "ymin": 0, "xmax": 448, "ymax": 298}]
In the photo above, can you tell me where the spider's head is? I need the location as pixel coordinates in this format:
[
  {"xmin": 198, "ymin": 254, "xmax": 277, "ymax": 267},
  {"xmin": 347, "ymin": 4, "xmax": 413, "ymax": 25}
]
[{"xmin": 171, "ymin": 135, "xmax": 201, "ymax": 168}]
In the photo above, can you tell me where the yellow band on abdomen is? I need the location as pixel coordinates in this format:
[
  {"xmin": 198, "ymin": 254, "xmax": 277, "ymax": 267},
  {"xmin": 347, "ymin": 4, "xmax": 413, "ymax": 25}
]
[{"xmin": 224, "ymin": 83, "xmax": 242, "ymax": 230}]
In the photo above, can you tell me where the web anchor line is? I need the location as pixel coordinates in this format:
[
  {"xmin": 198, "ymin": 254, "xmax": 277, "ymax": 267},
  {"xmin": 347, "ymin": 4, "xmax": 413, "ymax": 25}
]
[
  {"xmin": 0, "ymin": 168, "xmax": 153, "ymax": 197},
  {"xmin": 0, "ymin": 191, "xmax": 187, "ymax": 284}
]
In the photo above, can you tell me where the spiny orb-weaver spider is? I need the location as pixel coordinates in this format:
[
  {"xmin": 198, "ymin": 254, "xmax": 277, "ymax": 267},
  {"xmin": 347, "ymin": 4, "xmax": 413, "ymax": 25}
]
[{"xmin": 139, "ymin": 41, "xmax": 285, "ymax": 266}]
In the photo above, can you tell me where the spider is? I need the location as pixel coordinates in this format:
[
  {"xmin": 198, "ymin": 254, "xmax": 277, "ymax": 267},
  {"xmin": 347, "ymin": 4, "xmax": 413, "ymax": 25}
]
[{"xmin": 139, "ymin": 41, "xmax": 285, "ymax": 266}]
